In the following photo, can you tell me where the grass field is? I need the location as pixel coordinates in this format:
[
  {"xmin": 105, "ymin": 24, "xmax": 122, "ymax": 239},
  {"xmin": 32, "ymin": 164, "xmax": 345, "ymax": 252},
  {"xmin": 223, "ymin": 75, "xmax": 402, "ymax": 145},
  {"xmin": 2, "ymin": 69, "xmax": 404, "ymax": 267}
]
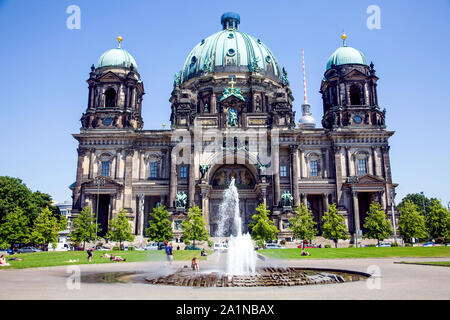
[
  {"xmin": 0, "ymin": 249, "xmax": 212, "ymax": 269},
  {"xmin": 396, "ymin": 261, "xmax": 450, "ymax": 267},
  {"xmin": 259, "ymin": 246, "xmax": 450, "ymax": 260}
]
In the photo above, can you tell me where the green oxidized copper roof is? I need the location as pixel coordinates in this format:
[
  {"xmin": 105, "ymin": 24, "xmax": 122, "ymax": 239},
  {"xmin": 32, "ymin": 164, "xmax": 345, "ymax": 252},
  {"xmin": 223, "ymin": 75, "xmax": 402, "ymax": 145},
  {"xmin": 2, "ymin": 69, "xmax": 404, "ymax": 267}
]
[
  {"xmin": 179, "ymin": 12, "xmax": 282, "ymax": 83},
  {"xmin": 326, "ymin": 45, "xmax": 367, "ymax": 70},
  {"xmin": 97, "ymin": 47, "xmax": 138, "ymax": 71}
]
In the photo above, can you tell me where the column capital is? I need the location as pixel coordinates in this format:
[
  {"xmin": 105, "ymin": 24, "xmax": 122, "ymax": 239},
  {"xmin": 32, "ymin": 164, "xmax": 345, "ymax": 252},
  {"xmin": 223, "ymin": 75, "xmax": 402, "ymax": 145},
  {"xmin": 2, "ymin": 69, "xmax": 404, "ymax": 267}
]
[{"xmin": 332, "ymin": 145, "xmax": 341, "ymax": 153}]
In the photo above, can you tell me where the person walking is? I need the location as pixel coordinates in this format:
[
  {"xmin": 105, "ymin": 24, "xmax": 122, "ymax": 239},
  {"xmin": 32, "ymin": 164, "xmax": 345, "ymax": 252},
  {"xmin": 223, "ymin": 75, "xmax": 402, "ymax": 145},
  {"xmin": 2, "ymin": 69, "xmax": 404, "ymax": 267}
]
[
  {"xmin": 87, "ymin": 247, "xmax": 94, "ymax": 262},
  {"xmin": 165, "ymin": 242, "xmax": 173, "ymax": 265}
]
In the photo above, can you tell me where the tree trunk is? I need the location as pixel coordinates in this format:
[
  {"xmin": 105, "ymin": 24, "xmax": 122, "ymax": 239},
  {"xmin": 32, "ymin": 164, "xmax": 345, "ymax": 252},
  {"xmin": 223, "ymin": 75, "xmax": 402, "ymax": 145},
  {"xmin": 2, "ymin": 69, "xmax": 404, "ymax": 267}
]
[{"xmin": 334, "ymin": 240, "xmax": 338, "ymax": 248}]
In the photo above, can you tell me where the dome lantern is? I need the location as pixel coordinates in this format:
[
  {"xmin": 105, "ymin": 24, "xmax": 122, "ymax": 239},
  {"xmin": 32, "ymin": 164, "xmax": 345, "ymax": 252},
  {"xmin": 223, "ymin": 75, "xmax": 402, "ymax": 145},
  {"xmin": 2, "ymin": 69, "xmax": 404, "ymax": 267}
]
[{"xmin": 221, "ymin": 12, "xmax": 240, "ymax": 30}]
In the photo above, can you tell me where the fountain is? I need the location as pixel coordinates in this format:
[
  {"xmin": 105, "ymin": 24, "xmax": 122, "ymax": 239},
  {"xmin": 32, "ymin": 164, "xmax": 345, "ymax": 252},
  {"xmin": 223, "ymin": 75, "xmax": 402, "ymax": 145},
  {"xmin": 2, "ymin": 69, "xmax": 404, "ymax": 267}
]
[
  {"xmin": 216, "ymin": 178, "xmax": 256, "ymax": 275},
  {"xmin": 82, "ymin": 179, "xmax": 371, "ymax": 287}
]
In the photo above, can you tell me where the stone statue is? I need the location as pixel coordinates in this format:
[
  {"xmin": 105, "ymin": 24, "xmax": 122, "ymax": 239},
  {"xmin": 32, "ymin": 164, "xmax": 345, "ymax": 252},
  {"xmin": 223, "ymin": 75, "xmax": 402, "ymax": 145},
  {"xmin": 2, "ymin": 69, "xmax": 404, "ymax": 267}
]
[
  {"xmin": 199, "ymin": 165, "xmax": 209, "ymax": 179},
  {"xmin": 281, "ymin": 191, "xmax": 293, "ymax": 207},
  {"xmin": 228, "ymin": 108, "xmax": 238, "ymax": 127},
  {"xmin": 175, "ymin": 191, "xmax": 187, "ymax": 208}
]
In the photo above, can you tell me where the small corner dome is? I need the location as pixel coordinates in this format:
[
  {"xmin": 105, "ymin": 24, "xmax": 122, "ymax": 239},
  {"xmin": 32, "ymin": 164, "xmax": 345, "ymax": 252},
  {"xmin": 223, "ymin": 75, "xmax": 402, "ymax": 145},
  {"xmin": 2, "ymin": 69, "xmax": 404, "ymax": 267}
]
[
  {"xmin": 326, "ymin": 46, "xmax": 367, "ymax": 70},
  {"xmin": 97, "ymin": 47, "xmax": 138, "ymax": 71}
]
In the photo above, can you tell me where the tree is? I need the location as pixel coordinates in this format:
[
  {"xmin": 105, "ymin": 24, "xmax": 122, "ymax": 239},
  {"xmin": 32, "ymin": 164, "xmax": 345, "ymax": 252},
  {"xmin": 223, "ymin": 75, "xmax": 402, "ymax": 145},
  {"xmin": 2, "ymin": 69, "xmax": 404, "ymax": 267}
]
[
  {"xmin": 248, "ymin": 203, "xmax": 279, "ymax": 243},
  {"xmin": 398, "ymin": 193, "xmax": 437, "ymax": 217},
  {"xmin": 181, "ymin": 206, "xmax": 209, "ymax": 248},
  {"xmin": 68, "ymin": 206, "xmax": 99, "ymax": 249},
  {"xmin": 145, "ymin": 205, "xmax": 173, "ymax": 242},
  {"xmin": 0, "ymin": 207, "xmax": 30, "ymax": 247},
  {"xmin": 426, "ymin": 200, "xmax": 450, "ymax": 242},
  {"xmin": 363, "ymin": 201, "xmax": 393, "ymax": 245},
  {"xmin": 321, "ymin": 203, "xmax": 349, "ymax": 248},
  {"xmin": 398, "ymin": 200, "xmax": 427, "ymax": 243},
  {"xmin": 30, "ymin": 207, "xmax": 66, "ymax": 247},
  {"xmin": 106, "ymin": 209, "xmax": 135, "ymax": 248},
  {"xmin": 289, "ymin": 204, "xmax": 317, "ymax": 245},
  {"xmin": 0, "ymin": 176, "xmax": 59, "ymax": 223}
]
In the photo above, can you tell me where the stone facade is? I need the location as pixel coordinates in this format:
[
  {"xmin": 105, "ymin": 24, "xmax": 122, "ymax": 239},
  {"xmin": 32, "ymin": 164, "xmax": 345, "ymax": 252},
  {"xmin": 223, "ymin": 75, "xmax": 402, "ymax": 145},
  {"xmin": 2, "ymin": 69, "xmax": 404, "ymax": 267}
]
[{"xmin": 70, "ymin": 14, "xmax": 397, "ymax": 242}]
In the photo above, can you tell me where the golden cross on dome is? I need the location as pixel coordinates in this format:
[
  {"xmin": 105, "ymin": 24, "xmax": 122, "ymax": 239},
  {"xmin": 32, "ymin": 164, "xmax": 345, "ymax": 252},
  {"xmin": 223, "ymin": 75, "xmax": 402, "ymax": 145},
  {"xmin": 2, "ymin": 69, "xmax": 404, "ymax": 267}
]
[
  {"xmin": 228, "ymin": 76, "xmax": 236, "ymax": 89},
  {"xmin": 117, "ymin": 35, "xmax": 123, "ymax": 48}
]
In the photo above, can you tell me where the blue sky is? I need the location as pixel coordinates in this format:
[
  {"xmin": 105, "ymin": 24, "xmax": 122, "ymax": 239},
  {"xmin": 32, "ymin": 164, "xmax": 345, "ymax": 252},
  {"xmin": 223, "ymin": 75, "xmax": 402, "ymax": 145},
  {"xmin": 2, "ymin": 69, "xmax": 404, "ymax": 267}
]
[{"xmin": 0, "ymin": 0, "xmax": 449, "ymax": 206}]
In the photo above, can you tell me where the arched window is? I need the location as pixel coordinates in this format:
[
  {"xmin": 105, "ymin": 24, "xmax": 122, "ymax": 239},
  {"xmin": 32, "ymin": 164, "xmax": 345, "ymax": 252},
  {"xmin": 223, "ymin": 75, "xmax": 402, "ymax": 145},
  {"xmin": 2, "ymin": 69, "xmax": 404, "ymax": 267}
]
[
  {"xmin": 353, "ymin": 151, "xmax": 369, "ymax": 176},
  {"xmin": 349, "ymin": 84, "xmax": 361, "ymax": 105},
  {"xmin": 306, "ymin": 152, "xmax": 321, "ymax": 178},
  {"xmin": 105, "ymin": 88, "xmax": 116, "ymax": 108}
]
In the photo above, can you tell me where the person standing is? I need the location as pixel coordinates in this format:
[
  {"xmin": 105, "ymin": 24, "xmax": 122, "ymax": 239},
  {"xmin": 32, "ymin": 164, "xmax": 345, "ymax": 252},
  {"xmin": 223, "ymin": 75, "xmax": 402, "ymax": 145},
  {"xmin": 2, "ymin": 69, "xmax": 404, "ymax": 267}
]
[
  {"xmin": 87, "ymin": 247, "xmax": 94, "ymax": 262},
  {"xmin": 165, "ymin": 242, "xmax": 173, "ymax": 264}
]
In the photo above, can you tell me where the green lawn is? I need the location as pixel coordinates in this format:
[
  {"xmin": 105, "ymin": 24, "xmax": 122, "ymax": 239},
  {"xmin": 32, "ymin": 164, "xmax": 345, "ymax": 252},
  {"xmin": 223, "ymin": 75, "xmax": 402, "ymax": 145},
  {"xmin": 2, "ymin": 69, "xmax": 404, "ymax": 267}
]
[
  {"xmin": 259, "ymin": 246, "xmax": 450, "ymax": 260},
  {"xmin": 396, "ymin": 261, "xmax": 450, "ymax": 267},
  {"xmin": 0, "ymin": 249, "xmax": 212, "ymax": 269}
]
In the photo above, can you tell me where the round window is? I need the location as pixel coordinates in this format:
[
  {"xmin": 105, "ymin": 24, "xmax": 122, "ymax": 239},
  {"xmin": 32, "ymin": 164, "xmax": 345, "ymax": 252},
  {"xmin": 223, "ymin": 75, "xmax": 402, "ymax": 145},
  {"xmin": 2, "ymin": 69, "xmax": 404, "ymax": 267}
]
[
  {"xmin": 227, "ymin": 48, "xmax": 236, "ymax": 57},
  {"xmin": 228, "ymin": 33, "xmax": 234, "ymax": 39},
  {"xmin": 103, "ymin": 118, "xmax": 113, "ymax": 126},
  {"xmin": 265, "ymin": 56, "xmax": 272, "ymax": 63},
  {"xmin": 353, "ymin": 115, "xmax": 362, "ymax": 124},
  {"xmin": 190, "ymin": 56, "xmax": 197, "ymax": 65}
]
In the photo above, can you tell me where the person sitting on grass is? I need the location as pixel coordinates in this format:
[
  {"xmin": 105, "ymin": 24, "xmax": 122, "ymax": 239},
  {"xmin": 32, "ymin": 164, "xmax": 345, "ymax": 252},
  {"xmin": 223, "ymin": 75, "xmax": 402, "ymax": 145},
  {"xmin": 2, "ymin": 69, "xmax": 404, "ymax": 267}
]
[
  {"xmin": 101, "ymin": 253, "xmax": 111, "ymax": 259},
  {"xmin": 301, "ymin": 249, "xmax": 310, "ymax": 256},
  {"xmin": 8, "ymin": 257, "xmax": 23, "ymax": 261},
  {"xmin": 191, "ymin": 257, "xmax": 199, "ymax": 271},
  {"xmin": 110, "ymin": 254, "xmax": 126, "ymax": 262},
  {"xmin": 201, "ymin": 248, "xmax": 207, "ymax": 257},
  {"xmin": 0, "ymin": 255, "xmax": 11, "ymax": 266}
]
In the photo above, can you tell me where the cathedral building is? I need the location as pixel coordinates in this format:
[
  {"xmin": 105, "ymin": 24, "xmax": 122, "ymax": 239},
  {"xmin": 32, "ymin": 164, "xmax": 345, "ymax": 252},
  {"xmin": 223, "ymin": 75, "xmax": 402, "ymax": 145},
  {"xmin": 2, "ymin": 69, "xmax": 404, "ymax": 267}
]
[{"xmin": 70, "ymin": 13, "xmax": 397, "ymax": 242}]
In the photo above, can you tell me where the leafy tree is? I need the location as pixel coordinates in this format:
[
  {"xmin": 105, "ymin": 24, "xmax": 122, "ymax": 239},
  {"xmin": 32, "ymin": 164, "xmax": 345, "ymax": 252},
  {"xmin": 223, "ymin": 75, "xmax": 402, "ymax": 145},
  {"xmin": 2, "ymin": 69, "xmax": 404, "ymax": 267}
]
[
  {"xmin": 30, "ymin": 207, "xmax": 66, "ymax": 247},
  {"xmin": 69, "ymin": 206, "xmax": 100, "ymax": 249},
  {"xmin": 398, "ymin": 200, "xmax": 427, "ymax": 243},
  {"xmin": 0, "ymin": 207, "xmax": 30, "ymax": 247},
  {"xmin": 249, "ymin": 203, "xmax": 279, "ymax": 243},
  {"xmin": 426, "ymin": 200, "xmax": 450, "ymax": 242},
  {"xmin": 398, "ymin": 193, "xmax": 437, "ymax": 217},
  {"xmin": 106, "ymin": 209, "xmax": 135, "ymax": 248},
  {"xmin": 321, "ymin": 203, "xmax": 349, "ymax": 248},
  {"xmin": 181, "ymin": 206, "xmax": 209, "ymax": 248},
  {"xmin": 145, "ymin": 205, "xmax": 173, "ymax": 242},
  {"xmin": 289, "ymin": 204, "xmax": 317, "ymax": 245},
  {"xmin": 0, "ymin": 176, "xmax": 60, "ymax": 225},
  {"xmin": 363, "ymin": 201, "xmax": 393, "ymax": 245}
]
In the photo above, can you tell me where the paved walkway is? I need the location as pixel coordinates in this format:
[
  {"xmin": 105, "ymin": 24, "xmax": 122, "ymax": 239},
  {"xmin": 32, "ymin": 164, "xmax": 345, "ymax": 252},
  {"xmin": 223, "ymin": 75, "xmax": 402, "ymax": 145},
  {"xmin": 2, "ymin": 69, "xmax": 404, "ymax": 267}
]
[{"xmin": 0, "ymin": 255, "xmax": 449, "ymax": 300}]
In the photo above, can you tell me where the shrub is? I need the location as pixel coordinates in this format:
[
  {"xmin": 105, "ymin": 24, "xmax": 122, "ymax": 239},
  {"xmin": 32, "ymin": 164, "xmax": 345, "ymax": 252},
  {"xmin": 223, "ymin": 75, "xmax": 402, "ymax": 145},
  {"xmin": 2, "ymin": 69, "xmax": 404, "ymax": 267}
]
[
  {"xmin": 207, "ymin": 239, "xmax": 213, "ymax": 248},
  {"xmin": 256, "ymin": 239, "xmax": 265, "ymax": 248},
  {"xmin": 184, "ymin": 238, "xmax": 191, "ymax": 245},
  {"xmin": 128, "ymin": 246, "xmax": 135, "ymax": 251},
  {"xmin": 405, "ymin": 243, "xmax": 413, "ymax": 247},
  {"xmin": 367, "ymin": 244, "xmax": 376, "ymax": 247},
  {"xmin": 325, "ymin": 244, "xmax": 331, "ymax": 248},
  {"xmin": 348, "ymin": 244, "xmax": 354, "ymax": 248},
  {"xmin": 280, "ymin": 239, "xmax": 286, "ymax": 245},
  {"xmin": 113, "ymin": 246, "xmax": 120, "ymax": 250},
  {"xmin": 391, "ymin": 242, "xmax": 399, "ymax": 247}
]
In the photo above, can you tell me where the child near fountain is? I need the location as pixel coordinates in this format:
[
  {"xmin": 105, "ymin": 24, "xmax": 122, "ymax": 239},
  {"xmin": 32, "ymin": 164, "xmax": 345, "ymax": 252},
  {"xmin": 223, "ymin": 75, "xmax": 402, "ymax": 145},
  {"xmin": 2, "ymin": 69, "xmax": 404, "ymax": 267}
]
[{"xmin": 191, "ymin": 257, "xmax": 199, "ymax": 271}]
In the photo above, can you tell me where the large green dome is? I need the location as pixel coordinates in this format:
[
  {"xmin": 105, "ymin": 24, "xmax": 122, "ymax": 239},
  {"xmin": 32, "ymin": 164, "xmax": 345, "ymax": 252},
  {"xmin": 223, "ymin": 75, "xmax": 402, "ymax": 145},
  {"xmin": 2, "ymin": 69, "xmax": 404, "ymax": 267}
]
[
  {"xmin": 97, "ymin": 47, "xmax": 138, "ymax": 71},
  {"xmin": 180, "ymin": 12, "xmax": 282, "ymax": 83},
  {"xmin": 326, "ymin": 45, "xmax": 367, "ymax": 70}
]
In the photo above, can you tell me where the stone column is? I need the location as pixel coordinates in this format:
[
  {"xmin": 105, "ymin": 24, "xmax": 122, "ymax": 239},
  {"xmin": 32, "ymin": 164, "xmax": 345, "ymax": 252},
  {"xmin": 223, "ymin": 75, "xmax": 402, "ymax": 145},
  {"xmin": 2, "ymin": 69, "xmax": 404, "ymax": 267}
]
[
  {"xmin": 123, "ymin": 149, "xmax": 134, "ymax": 209},
  {"xmin": 323, "ymin": 193, "xmax": 329, "ymax": 213},
  {"xmin": 290, "ymin": 145, "xmax": 300, "ymax": 206},
  {"xmin": 89, "ymin": 148, "xmax": 95, "ymax": 179},
  {"xmin": 139, "ymin": 150, "xmax": 145, "ymax": 180},
  {"xmin": 381, "ymin": 146, "xmax": 392, "ymax": 183},
  {"xmin": 115, "ymin": 149, "xmax": 122, "ymax": 179},
  {"xmin": 371, "ymin": 146, "xmax": 378, "ymax": 176},
  {"xmin": 333, "ymin": 146, "xmax": 344, "ymax": 207},
  {"xmin": 272, "ymin": 146, "xmax": 281, "ymax": 207},
  {"xmin": 322, "ymin": 148, "xmax": 329, "ymax": 178},
  {"xmin": 299, "ymin": 147, "xmax": 306, "ymax": 178},
  {"xmin": 200, "ymin": 186, "xmax": 210, "ymax": 233},
  {"xmin": 345, "ymin": 147, "xmax": 351, "ymax": 177},
  {"xmin": 301, "ymin": 193, "xmax": 307, "ymax": 207},
  {"xmin": 169, "ymin": 147, "xmax": 177, "ymax": 208},
  {"xmin": 211, "ymin": 92, "xmax": 217, "ymax": 114},
  {"xmin": 352, "ymin": 189, "xmax": 360, "ymax": 234},
  {"xmin": 73, "ymin": 148, "xmax": 87, "ymax": 209},
  {"xmin": 189, "ymin": 146, "xmax": 195, "ymax": 207}
]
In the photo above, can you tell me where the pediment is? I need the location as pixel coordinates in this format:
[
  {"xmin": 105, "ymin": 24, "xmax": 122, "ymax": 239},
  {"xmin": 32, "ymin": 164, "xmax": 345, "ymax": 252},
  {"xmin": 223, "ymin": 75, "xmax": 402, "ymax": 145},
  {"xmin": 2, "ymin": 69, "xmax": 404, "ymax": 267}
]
[
  {"xmin": 351, "ymin": 174, "xmax": 385, "ymax": 184},
  {"xmin": 81, "ymin": 177, "xmax": 124, "ymax": 189},
  {"xmin": 342, "ymin": 69, "xmax": 367, "ymax": 79},
  {"xmin": 98, "ymin": 71, "xmax": 121, "ymax": 82}
]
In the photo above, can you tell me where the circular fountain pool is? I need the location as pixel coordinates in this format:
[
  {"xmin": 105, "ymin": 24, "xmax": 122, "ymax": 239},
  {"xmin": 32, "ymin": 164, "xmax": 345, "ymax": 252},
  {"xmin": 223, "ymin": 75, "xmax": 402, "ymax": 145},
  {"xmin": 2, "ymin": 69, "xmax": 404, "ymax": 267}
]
[{"xmin": 82, "ymin": 267, "xmax": 369, "ymax": 288}]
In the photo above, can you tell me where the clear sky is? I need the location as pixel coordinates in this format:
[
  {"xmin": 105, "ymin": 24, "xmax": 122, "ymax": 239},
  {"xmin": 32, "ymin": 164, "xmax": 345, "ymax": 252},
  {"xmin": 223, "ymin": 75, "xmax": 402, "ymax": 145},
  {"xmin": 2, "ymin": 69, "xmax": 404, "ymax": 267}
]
[{"xmin": 0, "ymin": 0, "xmax": 449, "ymax": 206}]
